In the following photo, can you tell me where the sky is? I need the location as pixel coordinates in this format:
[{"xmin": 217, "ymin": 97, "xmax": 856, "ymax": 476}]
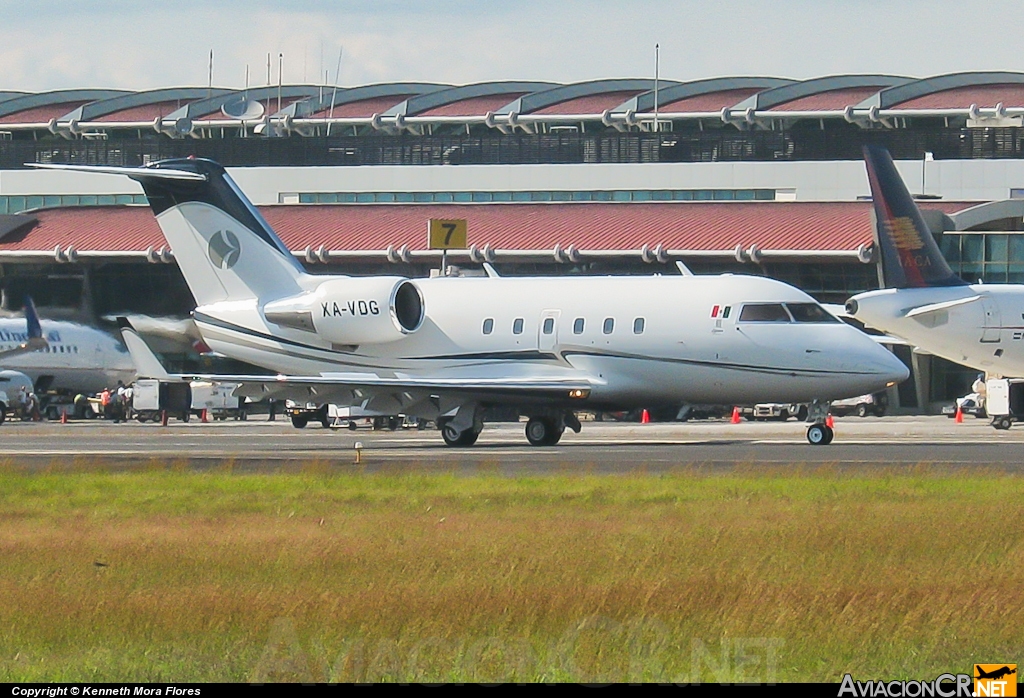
[{"xmin": 2, "ymin": 0, "xmax": 1023, "ymax": 92}]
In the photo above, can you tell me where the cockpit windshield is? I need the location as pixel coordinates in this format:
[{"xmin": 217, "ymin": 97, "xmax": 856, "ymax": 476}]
[
  {"xmin": 786, "ymin": 303, "xmax": 840, "ymax": 323},
  {"xmin": 738, "ymin": 304, "xmax": 790, "ymax": 322},
  {"xmin": 737, "ymin": 303, "xmax": 840, "ymax": 323}
]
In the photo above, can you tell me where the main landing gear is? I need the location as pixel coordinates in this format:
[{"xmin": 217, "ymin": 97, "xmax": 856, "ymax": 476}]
[
  {"xmin": 440, "ymin": 420, "xmax": 480, "ymax": 446},
  {"xmin": 525, "ymin": 417, "xmax": 563, "ymax": 446},
  {"xmin": 438, "ymin": 411, "xmax": 582, "ymax": 447}
]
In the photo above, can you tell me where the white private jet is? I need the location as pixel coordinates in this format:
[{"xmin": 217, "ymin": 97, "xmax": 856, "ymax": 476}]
[
  {"xmin": 0, "ymin": 297, "xmax": 134, "ymax": 395},
  {"xmin": 846, "ymin": 146, "xmax": 1024, "ymax": 382},
  {"xmin": 30, "ymin": 159, "xmax": 908, "ymax": 446}
]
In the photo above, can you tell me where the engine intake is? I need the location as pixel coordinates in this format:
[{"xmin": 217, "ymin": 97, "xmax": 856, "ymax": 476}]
[{"xmin": 263, "ymin": 276, "xmax": 424, "ymax": 345}]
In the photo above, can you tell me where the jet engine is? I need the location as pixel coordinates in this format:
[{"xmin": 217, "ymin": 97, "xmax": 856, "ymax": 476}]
[{"xmin": 263, "ymin": 276, "xmax": 424, "ymax": 345}]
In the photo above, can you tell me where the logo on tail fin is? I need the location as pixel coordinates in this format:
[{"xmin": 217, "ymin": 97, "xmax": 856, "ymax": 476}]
[{"xmin": 209, "ymin": 230, "xmax": 241, "ymax": 269}]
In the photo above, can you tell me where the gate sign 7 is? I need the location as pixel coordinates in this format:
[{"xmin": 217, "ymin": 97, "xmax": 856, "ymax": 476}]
[{"xmin": 428, "ymin": 219, "xmax": 468, "ymax": 250}]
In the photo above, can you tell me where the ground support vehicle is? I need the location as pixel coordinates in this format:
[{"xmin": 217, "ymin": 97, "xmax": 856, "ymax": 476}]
[
  {"xmin": 285, "ymin": 400, "xmax": 332, "ymax": 429},
  {"xmin": 832, "ymin": 392, "xmax": 888, "ymax": 418},
  {"xmin": 191, "ymin": 381, "xmax": 245, "ymax": 420},
  {"xmin": 0, "ymin": 370, "xmax": 36, "ymax": 424},
  {"xmin": 941, "ymin": 393, "xmax": 986, "ymax": 419},
  {"xmin": 132, "ymin": 379, "xmax": 192, "ymax": 423},
  {"xmin": 743, "ymin": 403, "xmax": 808, "ymax": 421},
  {"xmin": 986, "ymin": 378, "xmax": 1024, "ymax": 430}
]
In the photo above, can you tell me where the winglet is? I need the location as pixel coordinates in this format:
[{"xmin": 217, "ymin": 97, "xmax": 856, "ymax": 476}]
[
  {"xmin": 863, "ymin": 145, "xmax": 967, "ymax": 289},
  {"xmin": 24, "ymin": 296, "xmax": 41, "ymax": 339},
  {"xmin": 117, "ymin": 317, "xmax": 173, "ymax": 380}
]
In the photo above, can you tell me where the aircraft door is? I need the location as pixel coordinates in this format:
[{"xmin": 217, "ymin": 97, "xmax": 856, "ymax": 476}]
[
  {"xmin": 538, "ymin": 310, "xmax": 560, "ymax": 354},
  {"xmin": 981, "ymin": 295, "xmax": 1001, "ymax": 343}
]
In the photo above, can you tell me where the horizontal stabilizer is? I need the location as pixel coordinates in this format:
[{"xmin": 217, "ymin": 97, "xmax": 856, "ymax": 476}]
[
  {"xmin": 869, "ymin": 333, "xmax": 912, "ymax": 347},
  {"xmin": 117, "ymin": 319, "xmax": 172, "ymax": 380},
  {"xmin": 26, "ymin": 162, "xmax": 207, "ymax": 181},
  {"xmin": 903, "ymin": 295, "xmax": 980, "ymax": 319}
]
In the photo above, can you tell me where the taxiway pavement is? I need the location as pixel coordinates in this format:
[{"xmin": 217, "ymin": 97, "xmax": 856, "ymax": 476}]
[{"xmin": 1, "ymin": 415, "xmax": 1020, "ymax": 472}]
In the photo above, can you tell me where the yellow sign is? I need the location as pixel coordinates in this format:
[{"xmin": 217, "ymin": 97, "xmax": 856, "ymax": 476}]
[
  {"xmin": 974, "ymin": 665, "xmax": 1017, "ymax": 697},
  {"xmin": 428, "ymin": 219, "xmax": 468, "ymax": 250}
]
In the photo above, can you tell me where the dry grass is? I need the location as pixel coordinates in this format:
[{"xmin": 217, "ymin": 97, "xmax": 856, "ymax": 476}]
[{"xmin": 0, "ymin": 465, "xmax": 1020, "ymax": 682}]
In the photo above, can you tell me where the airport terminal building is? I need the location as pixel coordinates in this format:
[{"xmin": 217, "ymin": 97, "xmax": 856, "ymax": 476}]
[{"xmin": 3, "ymin": 71, "xmax": 1024, "ymax": 409}]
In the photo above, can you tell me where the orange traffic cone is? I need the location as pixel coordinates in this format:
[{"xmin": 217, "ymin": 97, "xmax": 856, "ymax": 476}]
[
  {"xmin": 161, "ymin": 410, "xmax": 168, "ymax": 427},
  {"xmin": 826, "ymin": 413, "xmax": 835, "ymax": 429},
  {"xmin": 731, "ymin": 406, "xmax": 741, "ymax": 424},
  {"xmin": 60, "ymin": 409, "xmax": 67, "ymax": 424},
  {"xmin": 201, "ymin": 408, "xmax": 209, "ymax": 423},
  {"xmin": 641, "ymin": 409, "xmax": 651, "ymax": 424},
  {"xmin": 954, "ymin": 404, "xmax": 963, "ymax": 423}
]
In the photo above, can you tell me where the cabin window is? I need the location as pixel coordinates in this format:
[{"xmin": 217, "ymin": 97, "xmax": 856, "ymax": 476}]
[
  {"xmin": 738, "ymin": 304, "xmax": 791, "ymax": 322},
  {"xmin": 573, "ymin": 318, "xmax": 585, "ymax": 334},
  {"xmin": 512, "ymin": 318, "xmax": 524, "ymax": 335},
  {"xmin": 542, "ymin": 318, "xmax": 554, "ymax": 335},
  {"xmin": 482, "ymin": 318, "xmax": 494, "ymax": 335},
  {"xmin": 603, "ymin": 318, "xmax": 614, "ymax": 334},
  {"xmin": 786, "ymin": 303, "xmax": 840, "ymax": 323},
  {"xmin": 633, "ymin": 317, "xmax": 645, "ymax": 334}
]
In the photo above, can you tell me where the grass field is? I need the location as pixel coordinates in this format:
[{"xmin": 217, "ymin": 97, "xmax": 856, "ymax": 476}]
[{"xmin": 0, "ymin": 461, "xmax": 1020, "ymax": 682}]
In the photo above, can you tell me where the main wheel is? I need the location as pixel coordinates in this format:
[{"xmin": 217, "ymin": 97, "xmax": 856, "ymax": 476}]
[
  {"xmin": 806, "ymin": 423, "xmax": 834, "ymax": 445},
  {"xmin": 291, "ymin": 415, "xmax": 308, "ymax": 429},
  {"xmin": 525, "ymin": 417, "xmax": 564, "ymax": 446},
  {"xmin": 441, "ymin": 422, "xmax": 479, "ymax": 447}
]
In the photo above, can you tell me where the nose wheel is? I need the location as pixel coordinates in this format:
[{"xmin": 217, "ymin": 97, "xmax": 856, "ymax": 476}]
[{"xmin": 806, "ymin": 423, "xmax": 834, "ymax": 445}]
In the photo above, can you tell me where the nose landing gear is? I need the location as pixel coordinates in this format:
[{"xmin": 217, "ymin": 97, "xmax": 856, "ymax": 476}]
[
  {"xmin": 806, "ymin": 422, "xmax": 834, "ymax": 445},
  {"xmin": 804, "ymin": 399, "xmax": 834, "ymax": 445}
]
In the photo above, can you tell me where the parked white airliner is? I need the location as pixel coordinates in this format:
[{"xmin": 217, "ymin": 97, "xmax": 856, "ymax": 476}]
[
  {"xmin": 31, "ymin": 159, "xmax": 908, "ymax": 446},
  {"xmin": 847, "ymin": 146, "xmax": 1024, "ymax": 379},
  {"xmin": 0, "ymin": 307, "xmax": 134, "ymax": 394}
]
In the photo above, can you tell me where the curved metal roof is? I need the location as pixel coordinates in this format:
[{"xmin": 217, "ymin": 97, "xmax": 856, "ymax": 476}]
[
  {"xmin": 624, "ymin": 77, "xmax": 791, "ymax": 113},
  {"xmin": 385, "ymin": 81, "xmax": 556, "ymax": 117},
  {"xmin": 497, "ymin": 79, "xmax": 661, "ymax": 115},
  {"xmin": 167, "ymin": 85, "xmax": 323, "ymax": 120},
  {"xmin": 297, "ymin": 83, "xmax": 448, "ymax": 118},
  {"xmin": 0, "ymin": 89, "xmax": 129, "ymax": 121},
  {"xmin": 6, "ymin": 74, "xmax": 1024, "ymax": 133},
  {"xmin": 747, "ymin": 75, "xmax": 911, "ymax": 111},
  {"xmin": 866, "ymin": 71, "xmax": 1024, "ymax": 109},
  {"xmin": 951, "ymin": 200, "xmax": 1024, "ymax": 230},
  {"xmin": 61, "ymin": 87, "xmax": 233, "ymax": 123}
]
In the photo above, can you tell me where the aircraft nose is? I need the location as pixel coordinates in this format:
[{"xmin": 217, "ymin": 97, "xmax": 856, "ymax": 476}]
[{"xmin": 877, "ymin": 349, "xmax": 910, "ymax": 386}]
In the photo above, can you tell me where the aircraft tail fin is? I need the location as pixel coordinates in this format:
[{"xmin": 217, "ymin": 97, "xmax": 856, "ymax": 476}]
[
  {"xmin": 116, "ymin": 317, "xmax": 173, "ymax": 381},
  {"xmin": 28, "ymin": 160, "xmax": 307, "ymax": 306},
  {"xmin": 862, "ymin": 145, "xmax": 966, "ymax": 289}
]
